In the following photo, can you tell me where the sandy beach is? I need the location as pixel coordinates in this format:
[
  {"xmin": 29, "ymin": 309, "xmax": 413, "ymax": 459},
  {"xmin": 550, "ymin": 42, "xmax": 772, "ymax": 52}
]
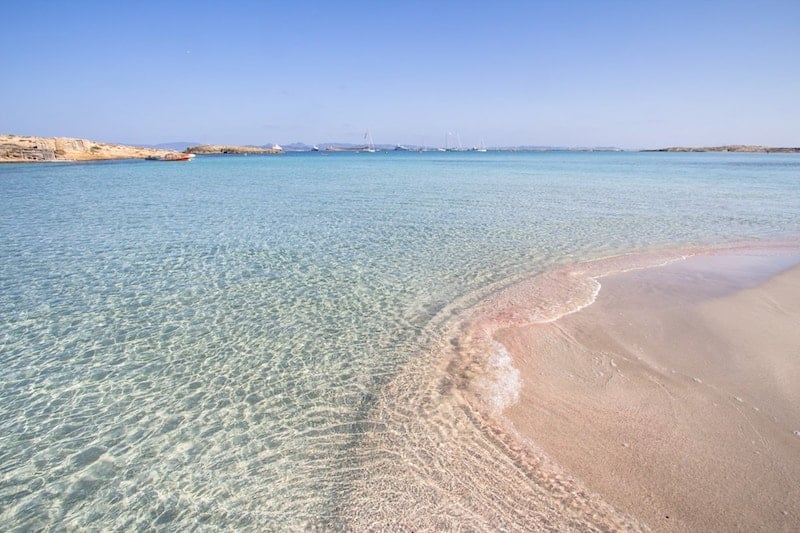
[
  {"xmin": 497, "ymin": 250, "xmax": 800, "ymax": 531},
  {"xmin": 4, "ymin": 145, "xmax": 799, "ymax": 530}
]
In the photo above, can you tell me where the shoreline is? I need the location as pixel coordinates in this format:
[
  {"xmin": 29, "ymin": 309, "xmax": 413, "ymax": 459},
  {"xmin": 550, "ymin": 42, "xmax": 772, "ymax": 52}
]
[
  {"xmin": 0, "ymin": 134, "xmax": 177, "ymax": 163},
  {"xmin": 488, "ymin": 245, "xmax": 800, "ymax": 530},
  {"xmin": 642, "ymin": 145, "xmax": 800, "ymax": 153},
  {"xmin": 341, "ymin": 240, "xmax": 800, "ymax": 530},
  {"xmin": 0, "ymin": 135, "xmax": 286, "ymax": 163}
]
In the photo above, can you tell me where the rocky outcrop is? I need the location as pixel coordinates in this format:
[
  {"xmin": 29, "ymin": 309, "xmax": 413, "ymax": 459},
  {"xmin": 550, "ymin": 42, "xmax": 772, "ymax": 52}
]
[
  {"xmin": 0, "ymin": 134, "xmax": 173, "ymax": 162},
  {"xmin": 185, "ymin": 144, "xmax": 283, "ymax": 155}
]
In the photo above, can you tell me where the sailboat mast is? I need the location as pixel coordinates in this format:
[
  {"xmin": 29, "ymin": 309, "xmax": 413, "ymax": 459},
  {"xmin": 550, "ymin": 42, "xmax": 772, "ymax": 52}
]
[{"xmin": 364, "ymin": 129, "xmax": 376, "ymax": 152}]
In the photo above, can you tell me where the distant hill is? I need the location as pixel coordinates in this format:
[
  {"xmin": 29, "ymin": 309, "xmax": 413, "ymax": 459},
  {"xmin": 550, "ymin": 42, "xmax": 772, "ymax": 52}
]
[
  {"xmin": 493, "ymin": 146, "xmax": 623, "ymax": 152},
  {"xmin": 643, "ymin": 145, "xmax": 800, "ymax": 153},
  {"xmin": 151, "ymin": 142, "xmax": 201, "ymax": 152},
  {"xmin": 281, "ymin": 142, "xmax": 316, "ymax": 152},
  {"xmin": 185, "ymin": 144, "xmax": 283, "ymax": 155}
]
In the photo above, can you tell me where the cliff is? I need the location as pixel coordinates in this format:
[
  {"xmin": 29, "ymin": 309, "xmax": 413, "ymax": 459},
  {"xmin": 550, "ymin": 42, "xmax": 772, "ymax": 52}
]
[
  {"xmin": 0, "ymin": 134, "xmax": 174, "ymax": 163},
  {"xmin": 185, "ymin": 144, "xmax": 283, "ymax": 155}
]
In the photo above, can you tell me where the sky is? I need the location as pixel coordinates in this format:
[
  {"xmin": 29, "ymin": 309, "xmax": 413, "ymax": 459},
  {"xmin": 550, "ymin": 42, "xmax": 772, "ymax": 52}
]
[{"xmin": 2, "ymin": 0, "xmax": 799, "ymax": 149}]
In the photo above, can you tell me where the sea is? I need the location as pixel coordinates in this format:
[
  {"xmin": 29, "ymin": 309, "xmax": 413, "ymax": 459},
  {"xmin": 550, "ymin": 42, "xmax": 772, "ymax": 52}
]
[{"xmin": 1, "ymin": 151, "xmax": 798, "ymax": 530}]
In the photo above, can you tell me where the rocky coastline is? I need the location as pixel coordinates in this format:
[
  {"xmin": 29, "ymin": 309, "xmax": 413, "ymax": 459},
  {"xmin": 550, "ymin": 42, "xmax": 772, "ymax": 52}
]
[
  {"xmin": 0, "ymin": 135, "xmax": 286, "ymax": 163},
  {"xmin": 0, "ymin": 134, "xmax": 174, "ymax": 163}
]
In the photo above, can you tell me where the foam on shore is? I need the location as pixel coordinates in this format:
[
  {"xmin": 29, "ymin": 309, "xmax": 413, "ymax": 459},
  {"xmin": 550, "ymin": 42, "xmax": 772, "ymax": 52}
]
[
  {"xmin": 343, "ymin": 240, "xmax": 800, "ymax": 531},
  {"xmin": 495, "ymin": 246, "xmax": 800, "ymax": 531}
]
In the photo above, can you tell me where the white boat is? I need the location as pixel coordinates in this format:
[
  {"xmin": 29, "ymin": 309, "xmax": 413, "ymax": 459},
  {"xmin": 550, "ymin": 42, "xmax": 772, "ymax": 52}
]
[
  {"xmin": 146, "ymin": 152, "xmax": 196, "ymax": 161},
  {"xmin": 363, "ymin": 130, "xmax": 376, "ymax": 153},
  {"xmin": 441, "ymin": 132, "xmax": 451, "ymax": 152}
]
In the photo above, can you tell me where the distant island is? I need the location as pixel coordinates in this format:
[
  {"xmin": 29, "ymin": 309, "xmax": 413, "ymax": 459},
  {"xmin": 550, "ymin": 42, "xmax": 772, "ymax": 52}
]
[
  {"xmin": 185, "ymin": 144, "xmax": 283, "ymax": 155},
  {"xmin": 643, "ymin": 145, "xmax": 800, "ymax": 153}
]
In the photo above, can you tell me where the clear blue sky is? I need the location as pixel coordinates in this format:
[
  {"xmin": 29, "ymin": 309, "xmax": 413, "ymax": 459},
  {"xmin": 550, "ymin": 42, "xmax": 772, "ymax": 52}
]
[{"xmin": 2, "ymin": 0, "xmax": 798, "ymax": 148}]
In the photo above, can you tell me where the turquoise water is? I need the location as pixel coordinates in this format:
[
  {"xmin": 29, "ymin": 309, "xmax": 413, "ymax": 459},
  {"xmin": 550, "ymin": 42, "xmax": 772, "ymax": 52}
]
[{"xmin": 1, "ymin": 152, "xmax": 798, "ymax": 529}]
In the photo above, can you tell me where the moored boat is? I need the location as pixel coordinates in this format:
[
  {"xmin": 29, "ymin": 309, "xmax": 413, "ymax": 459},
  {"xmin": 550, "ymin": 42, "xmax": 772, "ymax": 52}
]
[
  {"xmin": 146, "ymin": 153, "xmax": 196, "ymax": 161},
  {"xmin": 363, "ymin": 130, "xmax": 376, "ymax": 153}
]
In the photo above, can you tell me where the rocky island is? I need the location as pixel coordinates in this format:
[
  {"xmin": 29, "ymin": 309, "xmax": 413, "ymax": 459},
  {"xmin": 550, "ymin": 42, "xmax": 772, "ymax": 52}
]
[{"xmin": 0, "ymin": 134, "xmax": 175, "ymax": 163}]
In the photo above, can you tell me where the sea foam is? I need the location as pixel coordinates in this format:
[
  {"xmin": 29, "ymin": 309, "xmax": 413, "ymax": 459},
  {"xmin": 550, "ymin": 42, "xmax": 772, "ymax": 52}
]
[{"xmin": 478, "ymin": 341, "xmax": 521, "ymax": 415}]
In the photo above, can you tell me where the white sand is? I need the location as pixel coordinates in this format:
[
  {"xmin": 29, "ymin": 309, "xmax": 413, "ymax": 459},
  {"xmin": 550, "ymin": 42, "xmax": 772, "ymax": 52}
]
[{"xmin": 499, "ymin": 253, "xmax": 800, "ymax": 531}]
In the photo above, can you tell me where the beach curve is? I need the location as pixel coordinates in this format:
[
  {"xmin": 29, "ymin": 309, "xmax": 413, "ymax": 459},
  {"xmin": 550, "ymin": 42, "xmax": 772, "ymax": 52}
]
[{"xmin": 343, "ymin": 239, "xmax": 800, "ymax": 531}]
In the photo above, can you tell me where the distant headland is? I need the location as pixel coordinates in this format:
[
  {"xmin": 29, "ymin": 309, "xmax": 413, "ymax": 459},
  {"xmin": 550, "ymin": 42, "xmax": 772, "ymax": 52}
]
[
  {"xmin": 642, "ymin": 145, "xmax": 800, "ymax": 153},
  {"xmin": 0, "ymin": 135, "xmax": 285, "ymax": 163},
  {"xmin": 0, "ymin": 134, "xmax": 177, "ymax": 163}
]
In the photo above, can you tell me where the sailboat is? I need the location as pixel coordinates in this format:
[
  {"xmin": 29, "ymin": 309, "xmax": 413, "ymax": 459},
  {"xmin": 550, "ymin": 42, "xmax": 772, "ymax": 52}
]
[
  {"xmin": 439, "ymin": 132, "xmax": 449, "ymax": 152},
  {"xmin": 445, "ymin": 132, "xmax": 463, "ymax": 152},
  {"xmin": 363, "ymin": 130, "xmax": 376, "ymax": 153},
  {"xmin": 475, "ymin": 139, "xmax": 487, "ymax": 152}
]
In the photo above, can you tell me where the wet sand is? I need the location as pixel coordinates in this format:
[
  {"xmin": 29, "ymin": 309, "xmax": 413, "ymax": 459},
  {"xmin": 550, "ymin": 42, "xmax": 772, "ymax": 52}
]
[{"xmin": 498, "ymin": 252, "xmax": 800, "ymax": 531}]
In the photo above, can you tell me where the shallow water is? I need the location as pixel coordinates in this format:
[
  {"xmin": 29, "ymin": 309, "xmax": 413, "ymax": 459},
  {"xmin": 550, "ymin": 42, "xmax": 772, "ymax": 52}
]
[{"xmin": 1, "ymin": 152, "xmax": 799, "ymax": 529}]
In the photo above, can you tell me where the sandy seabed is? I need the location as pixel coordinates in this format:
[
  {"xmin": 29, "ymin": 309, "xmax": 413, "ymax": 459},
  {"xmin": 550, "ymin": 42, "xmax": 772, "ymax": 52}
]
[{"xmin": 498, "ymin": 250, "xmax": 800, "ymax": 531}]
